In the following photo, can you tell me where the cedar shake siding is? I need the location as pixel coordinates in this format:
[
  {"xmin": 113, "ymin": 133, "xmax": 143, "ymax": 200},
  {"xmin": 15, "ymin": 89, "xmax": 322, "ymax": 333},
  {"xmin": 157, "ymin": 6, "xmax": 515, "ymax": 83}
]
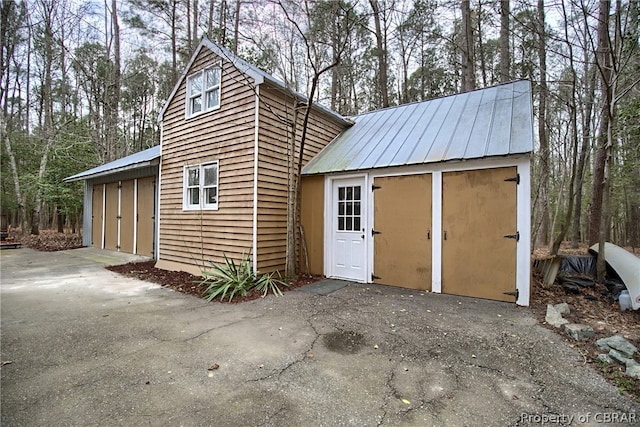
[
  {"xmin": 256, "ymin": 87, "xmax": 346, "ymax": 272},
  {"xmin": 157, "ymin": 48, "xmax": 257, "ymax": 273},
  {"xmin": 156, "ymin": 41, "xmax": 350, "ymax": 275}
]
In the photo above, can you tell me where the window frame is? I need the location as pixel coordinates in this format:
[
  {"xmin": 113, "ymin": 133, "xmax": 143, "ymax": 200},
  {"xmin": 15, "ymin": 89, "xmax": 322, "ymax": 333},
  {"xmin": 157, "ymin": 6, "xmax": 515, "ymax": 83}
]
[
  {"xmin": 185, "ymin": 62, "xmax": 222, "ymax": 119},
  {"xmin": 183, "ymin": 161, "xmax": 219, "ymax": 211}
]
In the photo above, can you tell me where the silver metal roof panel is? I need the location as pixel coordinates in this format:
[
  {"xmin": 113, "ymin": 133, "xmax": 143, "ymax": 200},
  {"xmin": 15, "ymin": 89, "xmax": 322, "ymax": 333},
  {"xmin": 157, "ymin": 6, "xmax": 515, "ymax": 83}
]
[
  {"xmin": 303, "ymin": 80, "xmax": 534, "ymax": 175},
  {"xmin": 63, "ymin": 145, "xmax": 160, "ymax": 182}
]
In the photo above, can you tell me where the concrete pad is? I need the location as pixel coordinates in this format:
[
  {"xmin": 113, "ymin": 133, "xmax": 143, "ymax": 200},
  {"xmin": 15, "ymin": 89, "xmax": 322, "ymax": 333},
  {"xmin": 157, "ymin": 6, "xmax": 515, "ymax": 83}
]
[{"xmin": 1, "ymin": 248, "xmax": 639, "ymax": 426}]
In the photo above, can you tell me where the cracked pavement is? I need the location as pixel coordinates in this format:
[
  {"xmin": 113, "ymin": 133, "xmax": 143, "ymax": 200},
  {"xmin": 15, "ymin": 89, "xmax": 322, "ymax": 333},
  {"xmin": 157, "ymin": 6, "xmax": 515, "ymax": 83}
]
[{"xmin": 1, "ymin": 248, "xmax": 638, "ymax": 426}]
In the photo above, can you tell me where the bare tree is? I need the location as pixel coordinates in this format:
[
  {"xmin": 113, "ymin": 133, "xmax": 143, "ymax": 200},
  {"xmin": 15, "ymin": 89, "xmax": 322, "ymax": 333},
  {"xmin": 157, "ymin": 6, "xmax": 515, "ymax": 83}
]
[
  {"xmin": 460, "ymin": 0, "xmax": 475, "ymax": 91},
  {"xmin": 499, "ymin": 0, "xmax": 510, "ymax": 82},
  {"xmin": 368, "ymin": 0, "xmax": 390, "ymax": 107},
  {"xmin": 535, "ymin": 0, "xmax": 550, "ymax": 247},
  {"xmin": 277, "ymin": 0, "xmax": 358, "ymax": 277}
]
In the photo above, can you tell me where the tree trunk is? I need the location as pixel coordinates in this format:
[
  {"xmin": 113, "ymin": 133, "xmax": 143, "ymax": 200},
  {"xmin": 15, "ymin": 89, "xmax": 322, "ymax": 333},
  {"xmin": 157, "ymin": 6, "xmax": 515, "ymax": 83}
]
[
  {"xmin": 207, "ymin": 0, "xmax": 215, "ymax": 38},
  {"xmin": 592, "ymin": 0, "xmax": 614, "ymax": 282},
  {"xmin": 499, "ymin": 0, "xmax": 510, "ymax": 83},
  {"xmin": 0, "ymin": 120, "xmax": 27, "ymax": 233},
  {"xmin": 369, "ymin": 0, "xmax": 389, "ymax": 107},
  {"xmin": 218, "ymin": 0, "xmax": 227, "ymax": 46},
  {"xmin": 550, "ymin": 0, "xmax": 580, "ymax": 256},
  {"xmin": 589, "ymin": 0, "xmax": 612, "ymax": 248},
  {"xmin": 571, "ymin": 66, "xmax": 596, "ymax": 247},
  {"xmin": 460, "ymin": 0, "xmax": 475, "ymax": 92},
  {"xmin": 476, "ymin": 0, "xmax": 487, "ymax": 87},
  {"xmin": 284, "ymin": 103, "xmax": 298, "ymax": 278},
  {"xmin": 535, "ymin": 0, "xmax": 549, "ymax": 248},
  {"xmin": 233, "ymin": 0, "xmax": 241, "ymax": 54},
  {"xmin": 57, "ymin": 207, "xmax": 64, "ymax": 233}
]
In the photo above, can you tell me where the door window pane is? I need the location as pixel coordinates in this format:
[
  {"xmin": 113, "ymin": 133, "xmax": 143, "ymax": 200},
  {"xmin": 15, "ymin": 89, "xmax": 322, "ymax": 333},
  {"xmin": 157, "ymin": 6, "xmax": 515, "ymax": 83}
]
[{"xmin": 337, "ymin": 185, "xmax": 362, "ymax": 232}]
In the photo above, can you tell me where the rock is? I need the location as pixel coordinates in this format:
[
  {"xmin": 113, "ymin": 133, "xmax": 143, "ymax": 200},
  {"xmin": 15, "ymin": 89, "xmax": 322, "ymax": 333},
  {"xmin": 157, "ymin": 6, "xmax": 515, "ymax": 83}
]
[
  {"xmin": 554, "ymin": 302, "xmax": 570, "ymax": 315},
  {"xmin": 625, "ymin": 359, "xmax": 640, "ymax": 379},
  {"xmin": 563, "ymin": 323, "xmax": 594, "ymax": 340},
  {"xmin": 597, "ymin": 354, "xmax": 613, "ymax": 364},
  {"xmin": 595, "ymin": 335, "xmax": 637, "ymax": 358},
  {"xmin": 608, "ymin": 349, "xmax": 630, "ymax": 365},
  {"xmin": 546, "ymin": 304, "xmax": 569, "ymax": 328}
]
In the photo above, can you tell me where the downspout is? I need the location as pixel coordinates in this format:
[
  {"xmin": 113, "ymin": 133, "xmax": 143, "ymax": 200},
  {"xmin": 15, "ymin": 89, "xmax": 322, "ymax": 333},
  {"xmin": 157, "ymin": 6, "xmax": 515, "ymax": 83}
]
[
  {"xmin": 133, "ymin": 178, "xmax": 138, "ymax": 254},
  {"xmin": 252, "ymin": 87, "xmax": 260, "ymax": 274},
  {"xmin": 156, "ymin": 124, "xmax": 163, "ymax": 261},
  {"xmin": 101, "ymin": 183, "xmax": 106, "ymax": 249}
]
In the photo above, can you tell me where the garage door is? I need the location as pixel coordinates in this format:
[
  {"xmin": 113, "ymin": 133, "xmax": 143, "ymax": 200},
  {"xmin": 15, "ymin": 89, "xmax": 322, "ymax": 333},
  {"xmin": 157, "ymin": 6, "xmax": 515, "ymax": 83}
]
[
  {"xmin": 104, "ymin": 182, "xmax": 119, "ymax": 251},
  {"xmin": 373, "ymin": 174, "xmax": 432, "ymax": 290},
  {"xmin": 92, "ymin": 185, "xmax": 103, "ymax": 248},
  {"xmin": 442, "ymin": 167, "xmax": 518, "ymax": 302},
  {"xmin": 120, "ymin": 180, "xmax": 135, "ymax": 253},
  {"xmin": 136, "ymin": 177, "xmax": 155, "ymax": 257},
  {"xmin": 91, "ymin": 178, "xmax": 155, "ymax": 256}
]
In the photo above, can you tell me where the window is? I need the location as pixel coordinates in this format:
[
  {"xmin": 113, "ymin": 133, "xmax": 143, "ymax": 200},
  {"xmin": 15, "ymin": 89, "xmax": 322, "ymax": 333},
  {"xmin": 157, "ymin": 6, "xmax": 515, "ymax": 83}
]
[
  {"xmin": 186, "ymin": 63, "xmax": 221, "ymax": 118},
  {"xmin": 184, "ymin": 162, "xmax": 219, "ymax": 210},
  {"xmin": 337, "ymin": 185, "xmax": 361, "ymax": 231}
]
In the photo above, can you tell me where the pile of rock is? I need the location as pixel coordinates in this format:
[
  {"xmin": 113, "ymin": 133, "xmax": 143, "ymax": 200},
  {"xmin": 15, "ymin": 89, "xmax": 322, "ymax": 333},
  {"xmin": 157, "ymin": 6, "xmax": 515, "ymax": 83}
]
[
  {"xmin": 545, "ymin": 303, "xmax": 594, "ymax": 340},
  {"xmin": 596, "ymin": 335, "xmax": 640, "ymax": 379},
  {"xmin": 545, "ymin": 303, "xmax": 639, "ymax": 380}
]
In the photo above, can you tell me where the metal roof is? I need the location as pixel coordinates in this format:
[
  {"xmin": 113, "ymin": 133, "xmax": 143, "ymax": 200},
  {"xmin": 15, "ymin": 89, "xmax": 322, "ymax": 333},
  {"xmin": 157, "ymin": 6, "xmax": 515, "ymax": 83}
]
[
  {"xmin": 158, "ymin": 38, "xmax": 351, "ymax": 126},
  {"xmin": 303, "ymin": 80, "xmax": 534, "ymax": 175},
  {"xmin": 63, "ymin": 145, "xmax": 160, "ymax": 182}
]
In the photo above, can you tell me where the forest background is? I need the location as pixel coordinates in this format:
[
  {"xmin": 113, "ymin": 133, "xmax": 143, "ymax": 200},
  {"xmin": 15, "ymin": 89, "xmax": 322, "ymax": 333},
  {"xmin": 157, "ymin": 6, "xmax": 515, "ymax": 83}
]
[{"xmin": 1, "ymin": 0, "xmax": 639, "ymax": 258}]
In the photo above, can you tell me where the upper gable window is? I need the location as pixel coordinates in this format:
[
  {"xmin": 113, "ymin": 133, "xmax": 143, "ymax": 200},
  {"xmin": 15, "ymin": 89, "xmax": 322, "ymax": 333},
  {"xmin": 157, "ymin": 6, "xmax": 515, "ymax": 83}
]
[{"xmin": 186, "ymin": 63, "xmax": 222, "ymax": 118}]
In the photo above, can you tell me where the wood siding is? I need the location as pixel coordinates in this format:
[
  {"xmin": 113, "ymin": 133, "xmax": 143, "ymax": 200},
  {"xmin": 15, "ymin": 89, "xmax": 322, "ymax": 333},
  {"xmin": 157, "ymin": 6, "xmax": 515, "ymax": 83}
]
[
  {"xmin": 158, "ymin": 45, "xmax": 349, "ymax": 274},
  {"xmin": 256, "ymin": 86, "xmax": 347, "ymax": 272},
  {"xmin": 158, "ymin": 48, "xmax": 257, "ymax": 271}
]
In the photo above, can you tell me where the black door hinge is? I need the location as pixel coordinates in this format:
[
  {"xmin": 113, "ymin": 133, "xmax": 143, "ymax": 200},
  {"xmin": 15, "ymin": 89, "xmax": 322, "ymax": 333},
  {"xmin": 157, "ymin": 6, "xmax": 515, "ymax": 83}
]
[
  {"xmin": 372, "ymin": 229, "xmax": 381, "ymax": 236},
  {"xmin": 372, "ymin": 184, "xmax": 381, "ymax": 191},
  {"xmin": 504, "ymin": 174, "xmax": 520, "ymax": 184},
  {"xmin": 504, "ymin": 232, "xmax": 519, "ymax": 241},
  {"xmin": 504, "ymin": 289, "xmax": 519, "ymax": 300},
  {"xmin": 371, "ymin": 273, "xmax": 381, "ymax": 281}
]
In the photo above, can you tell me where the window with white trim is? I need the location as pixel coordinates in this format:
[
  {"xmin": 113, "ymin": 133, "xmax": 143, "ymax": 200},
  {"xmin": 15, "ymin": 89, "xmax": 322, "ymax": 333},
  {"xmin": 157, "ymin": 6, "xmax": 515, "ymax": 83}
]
[
  {"xmin": 184, "ymin": 162, "xmax": 219, "ymax": 210},
  {"xmin": 186, "ymin": 63, "xmax": 221, "ymax": 118}
]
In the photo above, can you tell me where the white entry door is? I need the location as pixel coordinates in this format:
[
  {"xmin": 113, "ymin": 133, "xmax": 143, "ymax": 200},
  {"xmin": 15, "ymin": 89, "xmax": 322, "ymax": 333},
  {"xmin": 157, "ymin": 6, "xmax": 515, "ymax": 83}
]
[{"xmin": 331, "ymin": 178, "xmax": 367, "ymax": 282}]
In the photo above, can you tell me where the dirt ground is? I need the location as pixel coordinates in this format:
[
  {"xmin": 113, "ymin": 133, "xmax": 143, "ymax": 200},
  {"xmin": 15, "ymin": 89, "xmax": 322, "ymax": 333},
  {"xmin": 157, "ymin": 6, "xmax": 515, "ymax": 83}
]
[{"xmin": 17, "ymin": 232, "xmax": 640, "ymax": 401}]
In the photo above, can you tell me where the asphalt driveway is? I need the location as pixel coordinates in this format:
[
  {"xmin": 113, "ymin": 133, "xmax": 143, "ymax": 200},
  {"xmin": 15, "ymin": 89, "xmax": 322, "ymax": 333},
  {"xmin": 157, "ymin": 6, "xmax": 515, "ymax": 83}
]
[{"xmin": 1, "ymin": 248, "xmax": 638, "ymax": 426}]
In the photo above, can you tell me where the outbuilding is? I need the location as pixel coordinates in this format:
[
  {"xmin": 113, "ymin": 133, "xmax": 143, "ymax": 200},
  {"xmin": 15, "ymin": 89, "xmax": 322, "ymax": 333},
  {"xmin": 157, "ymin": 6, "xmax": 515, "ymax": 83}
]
[
  {"xmin": 301, "ymin": 81, "xmax": 533, "ymax": 305},
  {"xmin": 65, "ymin": 38, "xmax": 533, "ymax": 305},
  {"xmin": 63, "ymin": 146, "xmax": 160, "ymax": 257}
]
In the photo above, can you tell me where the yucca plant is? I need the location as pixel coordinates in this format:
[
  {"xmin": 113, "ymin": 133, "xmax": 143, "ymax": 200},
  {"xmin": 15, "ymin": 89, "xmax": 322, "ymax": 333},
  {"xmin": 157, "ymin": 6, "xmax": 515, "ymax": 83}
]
[
  {"xmin": 253, "ymin": 271, "xmax": 288, "ymax": 297},
  {"xmin": 199, "ymin": 252, "xmax": 288, "ymax": 302}
]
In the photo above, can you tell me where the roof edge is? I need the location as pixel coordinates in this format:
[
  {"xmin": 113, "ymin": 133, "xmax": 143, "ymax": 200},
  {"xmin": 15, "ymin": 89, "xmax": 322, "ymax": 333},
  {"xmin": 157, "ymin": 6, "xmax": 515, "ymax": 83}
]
[
  {"xmin": 157, "ymin": 37, "xmax": 350, "ymax": 126},
  {"xmin": 63, "ymin": 159, "xmax": 159, "ymax": 183}
]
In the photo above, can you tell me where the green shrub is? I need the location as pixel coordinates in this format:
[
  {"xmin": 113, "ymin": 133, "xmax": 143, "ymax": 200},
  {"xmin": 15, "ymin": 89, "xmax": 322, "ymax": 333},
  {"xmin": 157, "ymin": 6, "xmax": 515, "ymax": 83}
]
[{"xmin": 199, "ymin": 252, "xmax": 287, "ymax": 302}]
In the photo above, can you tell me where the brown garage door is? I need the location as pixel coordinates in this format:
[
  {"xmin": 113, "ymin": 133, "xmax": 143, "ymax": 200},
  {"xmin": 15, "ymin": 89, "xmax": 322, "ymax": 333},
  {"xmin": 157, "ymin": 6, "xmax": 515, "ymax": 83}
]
[
  {"xmin": 120, "ymin": 180, "xmax": 135, "ymax": 253},
  {"xmin": 136, "ymin": 177, "xmax": 155, "ymax": 257},
  {"xmin": 92, "ymin": 185, "xmax": 103, "ymax": 248},
  {"xmin": 442, "ymin": 167, "xmax": 518, "ymax": 302},
  {"xmin": 373, "ymin": 174, "xmax": 432, "ymax": 290},
  {"xmin": 104, "ymin": 182, "xmax": 119, "ymax": 251}
]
